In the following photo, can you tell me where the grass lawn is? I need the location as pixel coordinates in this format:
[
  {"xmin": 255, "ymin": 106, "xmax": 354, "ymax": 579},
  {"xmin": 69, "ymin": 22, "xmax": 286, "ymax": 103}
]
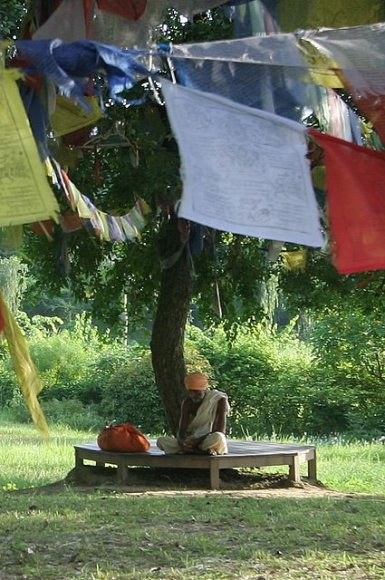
[{"xmin": 1, "ymin": 420, "xmax": 385, "ymax": 579}]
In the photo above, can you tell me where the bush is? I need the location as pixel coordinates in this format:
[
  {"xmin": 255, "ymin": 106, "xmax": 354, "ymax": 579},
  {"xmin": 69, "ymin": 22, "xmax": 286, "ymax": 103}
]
[
  {"xmin": 188, "ymin": 324, "xmax": 315, "ymax": 437},
  {"xmin": 308, "ymin": 310, "xmax": 385, "ymax": 436},
  {"xmin": 6, "ymin": 394, "xmax": 102, "ymax": 431},
  {"xmin": 4, "ymin": 308, "xmax": 385, "ymax": 440},
  {"xmin": 98, "ymin": 351, "xmax": 167, "ymax": 434},
  {"xmin": 42, "ymin": 399, "xmax": 102, "ymax": 431}
]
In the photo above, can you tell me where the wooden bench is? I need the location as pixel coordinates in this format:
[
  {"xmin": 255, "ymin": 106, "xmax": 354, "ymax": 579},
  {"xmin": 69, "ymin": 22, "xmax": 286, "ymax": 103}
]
[{"xmin": 74, "ymin": 439, "xmax": 317, "ymax": 490}]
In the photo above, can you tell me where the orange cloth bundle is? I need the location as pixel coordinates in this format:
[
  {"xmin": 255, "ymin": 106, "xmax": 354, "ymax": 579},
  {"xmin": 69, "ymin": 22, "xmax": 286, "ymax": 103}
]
[{"xmin": 97, "ymin": 422, "xmax": 150, "ymax": 453}]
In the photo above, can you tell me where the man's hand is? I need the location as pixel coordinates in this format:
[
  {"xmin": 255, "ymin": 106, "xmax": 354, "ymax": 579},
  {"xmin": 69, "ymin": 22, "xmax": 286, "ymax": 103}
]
[{"xmin": 182, "ymin": 436, "xmax": 203, "ymax": 452}]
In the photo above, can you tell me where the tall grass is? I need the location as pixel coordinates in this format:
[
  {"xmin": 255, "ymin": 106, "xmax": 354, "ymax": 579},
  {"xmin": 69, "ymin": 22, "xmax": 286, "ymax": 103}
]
[
  {"xmin": 313, "ymin": 439, "xmax": 385, "ymax": 494},
  {"xmin": 0, "ymin": 415, "xmax": 95, "ymax": 489}
]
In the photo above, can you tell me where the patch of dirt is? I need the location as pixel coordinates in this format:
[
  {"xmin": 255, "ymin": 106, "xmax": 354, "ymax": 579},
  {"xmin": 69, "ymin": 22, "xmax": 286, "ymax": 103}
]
[
  {"xmin": 67, "ymin": 465, "xmax": 301, "ymax": 490},
  {"xmin": 12, "ymin": 466, "xmax": 382, "ymax": 500},
  {"xmin": 12, "ymin": 466, "xmax": 372, "ymax": 499}
]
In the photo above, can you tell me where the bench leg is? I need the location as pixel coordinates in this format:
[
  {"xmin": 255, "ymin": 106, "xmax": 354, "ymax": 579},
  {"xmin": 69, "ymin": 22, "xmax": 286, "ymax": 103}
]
[
  {"xmin": 75, "ymin": 451, "xmax": 83, "ymax": 469},
  {"xmin": 118, "ymin": 463, "xmax": 129, "ymax": 484},
  {"xmin": 210, "ymin": 462, "xmax": 220, "ymax": 490},
  {"xmin": 289, "ymin": 455, "xmax": 300, "ymax": 483},
  {"xmin": 308, "ymin": 450, "xmax": 317, "ymax": 481}
]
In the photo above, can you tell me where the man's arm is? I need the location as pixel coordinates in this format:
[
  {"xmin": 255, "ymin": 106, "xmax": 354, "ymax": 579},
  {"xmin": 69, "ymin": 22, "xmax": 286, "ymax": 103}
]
[
  {"xmin": 177, "ymin": 398, "xmax": 190, "ymax": 445},
  {"xmin": 212, "ymin": 397, "xmax": 228, "ymax": 434}
]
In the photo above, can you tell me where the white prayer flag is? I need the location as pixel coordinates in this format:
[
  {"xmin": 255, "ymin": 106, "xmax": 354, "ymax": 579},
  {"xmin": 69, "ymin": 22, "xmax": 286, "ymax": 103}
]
[{"xmin": 161, "ymin": 80, "xmax": 324, "ymax": 247}]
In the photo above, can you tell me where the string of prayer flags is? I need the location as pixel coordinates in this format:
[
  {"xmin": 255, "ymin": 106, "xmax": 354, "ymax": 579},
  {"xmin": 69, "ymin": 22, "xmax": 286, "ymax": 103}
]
[
  {"xmin": 46, "ymin": 159, "xmax": 151, "ymax": 242},
  {"xmin": 0, "ymin": 70, "xmax": 60, "ymax": 228},
  {"xmin": 162, "ymin": 80, "xmax": 324, "ymax": 248},
  {"xmin": 309, "ymin": 129, "xmax": 385, "ymax": 274},
  {"xmin": 0, "ymin": 292, "xmax": 50, "ymax": 438},
  {"xmin": 303, "ymin": 23, "xmax": 385, "ymax": 144}
]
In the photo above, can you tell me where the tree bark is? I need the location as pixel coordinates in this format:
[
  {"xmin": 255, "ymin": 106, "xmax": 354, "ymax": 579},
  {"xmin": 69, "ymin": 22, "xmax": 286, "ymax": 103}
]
[{"xmin": 151, "ymin": 213, "xmax": 193, "ymax": 435}]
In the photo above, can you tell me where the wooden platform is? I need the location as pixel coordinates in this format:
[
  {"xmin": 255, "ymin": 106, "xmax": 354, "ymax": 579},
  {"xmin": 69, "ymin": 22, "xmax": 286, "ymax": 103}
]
[{"xmin": 74, "ymin": 439, "xmax": 317, "ymax": 490}]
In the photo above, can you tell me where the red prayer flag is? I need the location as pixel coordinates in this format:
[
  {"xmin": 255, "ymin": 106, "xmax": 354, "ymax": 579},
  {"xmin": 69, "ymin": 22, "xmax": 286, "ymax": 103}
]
[
  {"xmin": 96, "ymin": 0, "xmax": 147, "ymax": 20},
  {"xmin": 309, "ymin": 128, "xmax": 385, "ymax": 274},
  {"xmin": 346, "ymin": 86, "xmax": 385, "ymax": 146}
]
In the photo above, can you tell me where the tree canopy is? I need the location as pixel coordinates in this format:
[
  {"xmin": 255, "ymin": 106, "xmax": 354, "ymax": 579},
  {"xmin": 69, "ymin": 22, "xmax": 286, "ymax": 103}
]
[{"xmin": 3, "ymin": 1, "xmax": 385, "ymax": 430}]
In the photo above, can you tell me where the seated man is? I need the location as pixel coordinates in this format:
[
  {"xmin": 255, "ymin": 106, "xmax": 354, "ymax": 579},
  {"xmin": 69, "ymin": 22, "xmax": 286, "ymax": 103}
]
[{"xmin": 157, "ymin": 371, "xmax": 230, "ymax": 455}]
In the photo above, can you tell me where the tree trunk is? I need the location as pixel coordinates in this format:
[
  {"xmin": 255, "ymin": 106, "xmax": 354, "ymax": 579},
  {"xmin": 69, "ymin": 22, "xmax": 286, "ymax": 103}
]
[{"xmin": 151, "ymin": 213, "xmax": 193, "ymax": 435}]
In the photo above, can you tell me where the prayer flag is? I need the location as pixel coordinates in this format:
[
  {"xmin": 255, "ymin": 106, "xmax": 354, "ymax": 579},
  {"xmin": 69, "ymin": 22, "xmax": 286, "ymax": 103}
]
[
  {"xmin": 0, "ymin": 71, "xmax": 60, "ymax": 227},
  {"xmin": 50, "ymin": 95, "xmax": 102, "ymax": 137},
  {"xmin": 309, "ymin": 129, "xmax": 385, "ymax": 274},
  {"xmin": 162, "ymin": 80, "xmax": 324, "ymax": 247},
  {"xmin": 282, "ymin": 250, "xmax": 307, "ymax": 271},
  {"xmin": 96, "ymin": 0, "xmax": 147, "ymax": 20},
  {"xmin": 304, "ymin": 23, "xmax": 385, "ymax": 143},
  {"xmin": 0, "ymin": 293, "xmax": 49, "ymax": 438},
  {"xmin": 170, "ymin": 33, "xmax": 316, "ymax": 121}
]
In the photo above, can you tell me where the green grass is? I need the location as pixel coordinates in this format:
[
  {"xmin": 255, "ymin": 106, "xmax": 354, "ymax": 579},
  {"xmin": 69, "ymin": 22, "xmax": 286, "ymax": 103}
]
[
  {"xmin": 1, "ymin": 420, "xmax": 385, "ymax": 579},
  {"xmin": 1, "ymin": 419, "xmax": 385, "ymax": 494},
  {"xmin": 0, "ymin": 419, "xmax": 94, "ymax": 490}
]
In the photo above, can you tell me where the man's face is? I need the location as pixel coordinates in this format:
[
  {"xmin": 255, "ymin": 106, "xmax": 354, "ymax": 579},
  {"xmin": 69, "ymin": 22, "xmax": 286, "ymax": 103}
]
[{"xmin": 187, "ymin": 389, "xmax": 207, "ymax": 403}]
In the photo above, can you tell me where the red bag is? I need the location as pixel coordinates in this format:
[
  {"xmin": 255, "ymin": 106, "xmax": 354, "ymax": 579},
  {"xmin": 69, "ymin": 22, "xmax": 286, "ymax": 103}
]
[{"xmin": 97, "ymin": 423, "xmax": 150, "ymax": 453}]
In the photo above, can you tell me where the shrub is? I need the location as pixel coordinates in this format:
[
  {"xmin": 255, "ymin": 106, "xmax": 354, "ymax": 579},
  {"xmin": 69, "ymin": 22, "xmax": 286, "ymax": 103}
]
[
  {"xmin": 42, "ymin": 399, "xmax": 102, "ymax": 431},
  {"xmin": 76, "ymin": 343, "xmax": 143, "ymax": 405},
  {"xmin": 98, "ymin": 351, "xmax": 167, "ymax": 434},
  {"xmin": 187, "ymin": 324, "xmax": 315, "ymax": 437}
]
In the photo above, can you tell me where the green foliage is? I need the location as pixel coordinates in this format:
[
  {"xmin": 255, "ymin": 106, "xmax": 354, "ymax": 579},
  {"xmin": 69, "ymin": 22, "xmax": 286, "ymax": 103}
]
[
  {"xmin": 189, "ymin": 323, "xmax": 315, "ymax": 437},
  {"xmin": 42, "ymin": 399, "xmax": 102, "ymax": 431},
  {"xmin": 99, "ymin": 351, "xmax": 167, "ymax": 433},
  {"xmin": 0, "ymin": 256, "xmax": 28, "ymax": 312},
  {"xmin": 308, "ymin": 309, "xmax": 385, "ymax": 436},
  {"xmin": 3, "ymin": 309, "xmax": 385, "ymax": 439},
  {"xmin": 19, "ymin": 6, "xmax": 270, "ymax": 340},
  {"xmin": 75, "ymin": 346, "xmax": 136, "ymax": 404},
  {"xmin": 0, "ymin": 0, "xmax": 27, "ymax": 38},
  {"xmin": 22, "ymin": 287, "xmax": 90, "ymax": 327}
]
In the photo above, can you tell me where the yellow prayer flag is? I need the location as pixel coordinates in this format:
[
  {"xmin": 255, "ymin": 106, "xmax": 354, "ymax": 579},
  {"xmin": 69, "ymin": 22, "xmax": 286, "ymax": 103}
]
[
  {"xmin": 312, "ymin": 166, "xmax": 326, "ymax": 191},
  {"xmin": 282, "ymin": 250, "xmax": 307, "ymax": 271},
  {"xmin": 50, "ymin": 95, "xmax": 102, "ymax": 137},
  {"xmin": 0, "ymin": 293, "xmax": 50, "ymax": 438},
  {"xmin": 278, "ymin": 0, "xmax": 385, "ymax": 32},
  {"xmin": 0, "ymin": 70, "xmax": 60, "ymax": 227},
  {"xmin": 299, "ymin": 39, "xmax": 344, "ymax": 89}
]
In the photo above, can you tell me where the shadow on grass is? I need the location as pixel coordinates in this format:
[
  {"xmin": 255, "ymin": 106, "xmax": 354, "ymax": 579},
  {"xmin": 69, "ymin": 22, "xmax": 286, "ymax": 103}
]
[{"xmin": 10, "ymin": 465, "xmax": 335, "ymax": 496}]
